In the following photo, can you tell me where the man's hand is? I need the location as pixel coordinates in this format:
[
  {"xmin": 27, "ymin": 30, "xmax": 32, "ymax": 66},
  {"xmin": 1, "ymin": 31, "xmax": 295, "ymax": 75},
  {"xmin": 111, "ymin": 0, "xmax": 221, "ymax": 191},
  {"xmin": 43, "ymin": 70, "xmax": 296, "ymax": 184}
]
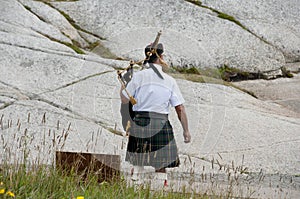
[{"xmin": 183, "ymin": 130, "xmax": 191, "ymax": 143}]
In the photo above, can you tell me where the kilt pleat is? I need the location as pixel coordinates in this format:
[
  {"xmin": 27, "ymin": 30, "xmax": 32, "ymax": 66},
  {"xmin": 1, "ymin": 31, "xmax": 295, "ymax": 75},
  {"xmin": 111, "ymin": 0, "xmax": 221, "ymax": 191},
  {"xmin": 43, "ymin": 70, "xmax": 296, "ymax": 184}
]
[{"xmin": 125, "ymin": 115, "xmax": 180, "ymax": 169}]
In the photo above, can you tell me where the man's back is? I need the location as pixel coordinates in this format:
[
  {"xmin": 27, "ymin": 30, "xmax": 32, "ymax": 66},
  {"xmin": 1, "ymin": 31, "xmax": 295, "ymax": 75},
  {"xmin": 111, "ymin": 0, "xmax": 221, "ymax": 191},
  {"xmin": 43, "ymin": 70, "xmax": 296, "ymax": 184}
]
[{"xmin": 125, "ymin": 64, "xmax": 184, "ymax": 114}]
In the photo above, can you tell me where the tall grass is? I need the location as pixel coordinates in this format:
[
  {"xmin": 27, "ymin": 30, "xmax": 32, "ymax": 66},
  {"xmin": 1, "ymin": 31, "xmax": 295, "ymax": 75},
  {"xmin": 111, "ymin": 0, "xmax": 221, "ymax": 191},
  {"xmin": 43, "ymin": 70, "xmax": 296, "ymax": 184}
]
[
  {"xmin": 0, "ymin": 113, "xmax": 201, "ymax": 198},
  {"xmin": 0, "ymin": 164, "xmax": 203, "ymax": 198},
  {"xmin": 1, "ymin": 113, "xmax": 290, "ymax": 198}
]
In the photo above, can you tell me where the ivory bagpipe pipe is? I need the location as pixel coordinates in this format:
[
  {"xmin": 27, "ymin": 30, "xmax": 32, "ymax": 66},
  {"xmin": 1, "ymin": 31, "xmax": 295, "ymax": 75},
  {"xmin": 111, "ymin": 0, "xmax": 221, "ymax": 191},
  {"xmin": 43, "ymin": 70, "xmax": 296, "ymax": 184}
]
[{"xmin": 117, "ymin": 60, "xmax": 136, "ymax": 105}]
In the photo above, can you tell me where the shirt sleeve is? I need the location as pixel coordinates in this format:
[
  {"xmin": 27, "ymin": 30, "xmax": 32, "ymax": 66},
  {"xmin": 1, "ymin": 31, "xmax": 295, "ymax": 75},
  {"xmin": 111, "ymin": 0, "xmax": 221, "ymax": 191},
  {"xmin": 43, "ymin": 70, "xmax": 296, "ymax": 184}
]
[{"xmin": 169, "ymin": 80, "xmax": 185, "ymax": 107}]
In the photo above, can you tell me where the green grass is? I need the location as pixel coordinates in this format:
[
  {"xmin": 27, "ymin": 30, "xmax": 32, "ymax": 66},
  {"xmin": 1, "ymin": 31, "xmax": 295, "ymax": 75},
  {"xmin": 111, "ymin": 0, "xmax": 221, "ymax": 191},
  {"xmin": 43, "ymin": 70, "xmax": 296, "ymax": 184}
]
[
  {"xmin": 0, "ymin": 114, "xmax": 277, "ymax": 199},
  {"xmin": 0, "ymin": 165, "xmax": 206, "ymax": 199}
]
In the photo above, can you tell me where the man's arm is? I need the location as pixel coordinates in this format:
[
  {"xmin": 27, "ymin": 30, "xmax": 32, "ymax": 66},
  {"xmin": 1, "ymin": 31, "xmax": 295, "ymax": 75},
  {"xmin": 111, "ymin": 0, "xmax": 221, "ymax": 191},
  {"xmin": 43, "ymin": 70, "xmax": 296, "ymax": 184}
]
[
  {"xmin": 120, "ymin": 87, "xmax": 129, "ymax": 104},
  {"xmin": 175, "ymin": 104, "xmax": 191, "ymax": 143}
]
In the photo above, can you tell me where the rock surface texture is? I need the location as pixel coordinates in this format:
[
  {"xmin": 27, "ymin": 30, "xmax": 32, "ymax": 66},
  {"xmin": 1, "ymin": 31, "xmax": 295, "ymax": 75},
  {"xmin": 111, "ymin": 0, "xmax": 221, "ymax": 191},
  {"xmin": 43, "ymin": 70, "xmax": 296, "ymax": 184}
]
[
  {"xmin": 51, "ymin": 0, "xmax": 299, "ymax": 77},
  {"xmin": 0, "ymin": 0, "xmax": 299, "ymax": 197},
  {"xmin": 201, "ymin": 0, "xmax": 300, "ymax": 63}
]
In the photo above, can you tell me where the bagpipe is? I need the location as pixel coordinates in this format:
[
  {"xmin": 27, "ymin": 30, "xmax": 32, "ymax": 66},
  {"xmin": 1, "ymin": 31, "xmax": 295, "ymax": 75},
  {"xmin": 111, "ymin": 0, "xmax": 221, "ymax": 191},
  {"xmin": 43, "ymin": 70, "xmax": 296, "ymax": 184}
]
[{"xmin": 117, "ymin": 30, "xmax": 164, "ymax": 133}]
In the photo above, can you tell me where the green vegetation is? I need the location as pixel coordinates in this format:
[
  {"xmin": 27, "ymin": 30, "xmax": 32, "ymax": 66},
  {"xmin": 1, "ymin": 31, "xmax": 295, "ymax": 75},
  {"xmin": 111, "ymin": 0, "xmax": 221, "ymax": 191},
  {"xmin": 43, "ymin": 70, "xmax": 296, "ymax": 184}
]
[
  {"xmin": 0, "ymin": 155, "xmax": 256, "ymax": 199},
  {"xmin": 178, "ymin": 65, "xmax": 265, "ymax": 82},
  {"xmin": 53, "ymin": 0, "xmax": 79, "ymax": 1},
  {"xmin": 0, "ymin": 164, "xmax": 208, "ymax": 198},
  {"xmin": 32, "ymin": 0, "xmax": 112, "ymax": 56},
  {"xmin": 281, "ymin": 66, "xmax": 294, "ymax": 78},
  {"xmin": 185, "ymin": 0, "xmax": 248, "ymax": 31},
  {"xmin": 34, "ymin": 0, "xmax": 96, "ymax": 38},
  {"xmin": 37, "ymin": 0, "xmax": 79, "ymax": 2},
  {"xmin": 218, "ymin": 65, "xmax": 264, "ymax": 81},
  {"xmin": 106, "ymin": 127, "xmax": 124, "ymax": 136},
  {"xmin": 22, "ymin": 4, "xmax": 47, "ymax": 23},
  {"xmin": 185, "ymin": 0, "xmax": 202, "ymax": 6},
  {"xmin": 185, "ymin": 0, "xmax": 275, "ymax": 46},
  {"xmin": 38, "ymin": 32, "xmax": 85, "ymax": 54},
  {"xmin": 62, "ymin": 41, "xmax": 85, "ymax": 54},
  {"xmin": 89, "ymin": 41, "xmax": 120, "ymax": 59},
  {"xmin": 175, "ymin": 66, "xmax": 201, "ymax": 75},
  {"xmin": 21, "ymin": 3, "xmax": 85, "ymax": 54},
  {"xmin": 0, "ymin": 112, "xmax": 199, "ymax": 199},
  {"xmin": 49, "ymin": 2, "xmax": 121, "ymax": 58},
  {"xmin": 1, "ymin": 114, "xmax": 288, "ymax": 199},
  {"xmin": 48, "ymin": 4, "xmax": 105, "ymax": 40},
  {"xmin": 169, "ymin": 66, "xmax": 258, "ymax": 98},
  {"xmin": 87, "ymin": 41, "xmax": 100, "ymax": 51},
  {"xmin": 216, "ymin": 12, "xmax": 245, "ymax": 29},
  {"xmin": 217, "ymin": 12, "xmax": 236, "ymax": 21}
]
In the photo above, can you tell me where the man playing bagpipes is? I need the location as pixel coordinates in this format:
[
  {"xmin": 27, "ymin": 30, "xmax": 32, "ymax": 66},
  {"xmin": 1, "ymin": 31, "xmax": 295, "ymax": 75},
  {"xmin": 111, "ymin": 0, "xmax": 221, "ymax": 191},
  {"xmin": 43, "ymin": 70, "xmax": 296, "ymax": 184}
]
[{"xmin": 119, "ymin": 31, "xmax": 191, "ymax": 184}]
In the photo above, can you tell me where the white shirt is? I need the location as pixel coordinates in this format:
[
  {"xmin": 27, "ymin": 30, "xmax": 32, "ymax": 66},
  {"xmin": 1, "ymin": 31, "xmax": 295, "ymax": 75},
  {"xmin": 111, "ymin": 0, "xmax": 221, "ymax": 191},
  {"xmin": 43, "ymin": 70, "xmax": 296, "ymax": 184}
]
[{"xmin": 122, "ymin": 64, "xmax": 185, "ymax": 114}]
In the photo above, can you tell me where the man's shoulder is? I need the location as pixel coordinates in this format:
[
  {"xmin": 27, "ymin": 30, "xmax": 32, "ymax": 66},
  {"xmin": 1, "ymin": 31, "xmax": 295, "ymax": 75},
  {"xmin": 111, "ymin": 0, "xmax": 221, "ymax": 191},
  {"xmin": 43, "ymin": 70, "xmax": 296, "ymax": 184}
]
[
  {"xmin": 163, "ymin": 73, "xmax": 177, "ymax": 83},
  {"xmin": 131, "ymin": 69, "xmax": 148, "ymax": 79},
  {"xmin": 135, "ymin": 68, "xmax": 151, "ymax": 75}
]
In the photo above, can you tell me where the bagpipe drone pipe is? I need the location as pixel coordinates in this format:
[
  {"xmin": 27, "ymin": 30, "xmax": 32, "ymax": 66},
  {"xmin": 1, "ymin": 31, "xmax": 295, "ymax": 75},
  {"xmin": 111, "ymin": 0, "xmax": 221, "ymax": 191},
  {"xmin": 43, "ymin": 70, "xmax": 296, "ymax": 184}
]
[{"xmin": 118, "ymin": 61, "xmax": 135, "ymax": 132}]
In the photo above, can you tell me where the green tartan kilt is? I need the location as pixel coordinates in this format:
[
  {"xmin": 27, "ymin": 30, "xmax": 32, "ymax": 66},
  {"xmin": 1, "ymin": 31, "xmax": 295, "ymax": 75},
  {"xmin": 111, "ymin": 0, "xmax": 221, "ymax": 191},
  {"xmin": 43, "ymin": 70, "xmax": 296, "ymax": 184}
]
[{"xmin": 125, "ymin": 114, "xmax": 180, "ymax": 170}]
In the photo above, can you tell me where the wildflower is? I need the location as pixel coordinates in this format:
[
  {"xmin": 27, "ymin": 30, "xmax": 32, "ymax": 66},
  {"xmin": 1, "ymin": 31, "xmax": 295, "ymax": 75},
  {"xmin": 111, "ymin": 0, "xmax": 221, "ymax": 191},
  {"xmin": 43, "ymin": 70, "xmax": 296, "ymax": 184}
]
[
  {"xmin": 76, "ymin": 196, "xmax": 84, "ymax": 199},
  {"xmin": 0, "ymin": 188, "xmax": 5, "ymax": 194},
  {"xmin": 6, "ymin": 191, "xmax": 15, "ymax": 197}
]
